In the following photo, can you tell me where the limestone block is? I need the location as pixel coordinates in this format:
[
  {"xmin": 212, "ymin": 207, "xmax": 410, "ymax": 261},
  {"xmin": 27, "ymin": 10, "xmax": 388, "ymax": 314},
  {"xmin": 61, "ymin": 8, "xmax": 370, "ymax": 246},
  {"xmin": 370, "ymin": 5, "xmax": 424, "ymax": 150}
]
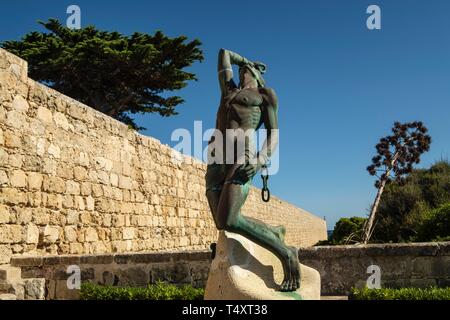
[
  {"xmin": 0, "ymin": 245, "xmax": 12, "ymax": 264},
  {"xmin": 86, "ymin": 196, "xmax": 95, "ymax": 211},
  {"xmin": 102, "ymin": 185, "xmax": 113, "ymax": 199},
  {"xmin": 6, "ymin": 110, "xmax": 28, "ymax": 130},
  {"xmin": 8, "ymin": 153, "xmax": 23, "ymax": 168},
  {"xmin": 9, "ymin": 170, "xmax": 26, "ymax": 188},
  {"xmin": 68, "ymin": 243, "xmax": 82, "ymax": 254},
  {"xmin": 27, "ymin": 191, "xmax": 42, "ymax": 207},
  {"xmin": 12, "ymin": 95, "xmax": 29, "ymax": 112},
  {"xmin": 43, "ymin": 176, "xmax": 65, "ymax": 193},
  {"xmin": 205, "ymin": 232, "xmax": 321, "ymax": 300},
  {"xmin": 66, "ymin": 210, "xmax": 79, "ymax": 225},
  {"xmin": 112, "ymin": 188, "xmax": 123, "ymax": 201},
  {"xmin": 97, "ymin": 171, "xmax": 110, "ymax": 185},
  {"xmin": 24, "ymin": 278, "xmax": 46, "ymax": 300},
  {"xmin": 73, "ymin": 166, "xmax": 88, "ymax": 181},
  {"xmin": 27, "ymin": 172, "xmax": 43, "ymax": 190},
  {"xmin": 36, "ymin": 106, "xmax": 52, "ymax": 124},
  {"xmin": 79, "ymin": 152, "xmax": 90, "ymax": 167},
  {"xmin": 80, "ymin": 182, "xmax": 92, "ymax": 196},
  {"xmin": 122, "ymin": 227, "xmax": 135, "ymax": 240},
  {"xmin": 74, "ymin": 196, "xmax": 85, "ymax": 210},
  {"xmin": 66, "ymin": 180, "xmax": 80, "ymax": 195},
  {"xmin": 53, "ymin": 112, "xmax": 69, "ymax": 130},
  {"xmin": 17, "ymin": 207, "xmax": 32, "ymax": 224},
  {"xmin": 80, "ymin": 212, "xmax": 91, "ymax": 224},
  {"xmin": 26, "ymin": 224, "xmax": 39, "ymax": 244},
  {"xmin": 3, "ymin": 131, "xmax": 20, "ymax": 149},
  {"xmin": 0, "ymin": 204, "xmax": 10, "ymax": 223},
  {"xmin": 95, "ymin": 157, "xmax": 113, "ymax": 171},
  {"xmin": 43, "ymin": 225, "xmax": 60, "ymax": 244},
  {"xmin": 122, "ymin": 162, "xmax": 132, "ymax": 176},
  {"xmin": 29, "ymin": 119, "xmax": 45, "ymax": 137},
  {"xmin": 0, "ymin": 225, "xmax": 23, "ymax": 243},
  {"xmin": 119, "ymin": 175, "xmax": 132, "ymax": 190},
  {"xmin": 110, "ymin": 173, "xmax": 119, "ymax": 187},
  {"xmin": 36, "ymin": 138, "xmax": 46, "ymax": 156},
  {"xmin": 103, "ymin": 214, "xmax": 112, "ymax": 227},
  {"xmin": 62, "ymin": 194, "xmax": 74, "ymax": 209},
  {"xmin": 85, "ymin": 228, "xmax": 98, "ymax": 242},
  {"xmin": 113, "ymin": 215, "xmax": 125, "ymax": 227},
  {"xmin": 91, "ymin": 184, "xmax": 103, "ymax": 197},
  {"xmin": 32, "ymin": 208, "xmax": 50, "ymax": 225},
  {"xmin": 0, "ymin": 170, "xmax": 7, "ymax": 186},
  {"xmin": 48, "ymin": 144, "xmax": 61, "ymax": 159},
  {"xmin": 43, "ymin": 193, "xmax": 63, "ymax": 210},
  {"xmin": 64, "ymin": 226, "xmax": 78, "ymax": 242},
  {"xmin": 2, "ymin": 143, "xmax": 11, "ymax": 162},
  {"xmin": 68, "ymin": 104, "xmax": 84, "ymax": 120}
]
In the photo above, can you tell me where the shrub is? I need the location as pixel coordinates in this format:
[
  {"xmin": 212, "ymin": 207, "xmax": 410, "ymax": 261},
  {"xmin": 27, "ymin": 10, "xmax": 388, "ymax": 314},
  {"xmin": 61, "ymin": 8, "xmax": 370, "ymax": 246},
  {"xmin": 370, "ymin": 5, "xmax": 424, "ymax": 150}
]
[
  {"xmin": 80, "ymin": 281, "xmax": 205, "ymax": 300},
  {"xmin": 350, "ymin": 287, "xmax": 450, "ymax": 300},
  {"xmin": 415, "ymin": 202, "xmax": 450, "ymax": 242},
  {"xmin": 372, "ymin": 160, "xmax": 450, "ymax": 243},
  {"xmin": 331, "ymin": 217, "xmax": 366, "ymax": 244}
]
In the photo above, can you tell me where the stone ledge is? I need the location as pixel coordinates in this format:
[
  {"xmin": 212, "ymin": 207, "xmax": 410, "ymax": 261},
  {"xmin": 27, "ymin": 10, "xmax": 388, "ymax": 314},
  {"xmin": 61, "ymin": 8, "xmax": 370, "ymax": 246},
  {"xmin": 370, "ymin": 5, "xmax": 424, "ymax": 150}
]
[
  {"xmin": 298, "ymin": 242, "xmax": 450, "ymax": 259},
  {"xmin": 11, "ymin": 250, "xmax": 212, "ymax": 267}
]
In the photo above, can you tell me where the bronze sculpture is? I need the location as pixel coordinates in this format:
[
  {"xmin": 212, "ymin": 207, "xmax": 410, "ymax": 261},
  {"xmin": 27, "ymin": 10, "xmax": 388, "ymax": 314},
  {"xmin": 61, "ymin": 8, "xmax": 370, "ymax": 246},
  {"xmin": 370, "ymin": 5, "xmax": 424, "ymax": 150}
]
[{"xmin": 205, "ymin": 49, "xmax": 300, "ymax": 292}]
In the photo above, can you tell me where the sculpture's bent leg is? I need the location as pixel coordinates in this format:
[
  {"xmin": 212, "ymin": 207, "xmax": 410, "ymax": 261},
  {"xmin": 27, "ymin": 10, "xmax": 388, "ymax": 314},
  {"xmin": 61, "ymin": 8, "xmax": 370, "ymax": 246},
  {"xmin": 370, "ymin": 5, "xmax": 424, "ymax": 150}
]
[
  {"xmin": 215, "ymin": 180, "xmax": 300, "ymax": 292},
  {"xmin": 207, "ymin": 190, "xmax": 285, "ymax": 242}
]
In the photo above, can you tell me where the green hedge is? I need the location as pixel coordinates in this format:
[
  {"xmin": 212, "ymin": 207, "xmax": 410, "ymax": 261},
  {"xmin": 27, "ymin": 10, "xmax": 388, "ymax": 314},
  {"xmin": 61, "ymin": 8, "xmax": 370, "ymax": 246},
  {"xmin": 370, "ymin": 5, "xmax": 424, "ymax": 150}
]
[
  {"xmin": 80, "ymin": 281, "xmax": 205, "ymax": 300},
  {"xmin": 415, "ymin": 203, "xmax": 450, "ymax": 242},
  {"xmin": 350, "ymin": 287, "xmax": 450, "ymax": 300}
]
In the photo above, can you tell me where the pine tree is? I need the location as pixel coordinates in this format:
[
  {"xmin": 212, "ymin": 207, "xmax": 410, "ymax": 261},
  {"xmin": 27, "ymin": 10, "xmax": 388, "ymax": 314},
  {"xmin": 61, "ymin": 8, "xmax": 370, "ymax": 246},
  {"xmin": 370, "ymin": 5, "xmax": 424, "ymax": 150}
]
[{"xmin": 2, "ymin": 19, "xmax": 204, "ymax": 130}]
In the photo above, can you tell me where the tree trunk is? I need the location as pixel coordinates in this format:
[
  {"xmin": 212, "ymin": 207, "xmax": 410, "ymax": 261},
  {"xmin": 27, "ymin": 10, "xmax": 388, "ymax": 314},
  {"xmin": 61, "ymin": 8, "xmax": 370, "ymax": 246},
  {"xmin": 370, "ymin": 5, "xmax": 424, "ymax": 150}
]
[
  {"xmin": 362, "ymin": 152, "xmax": 399, "ymax": 244},
  {"xmin": 362, "ymin": 177, "xmax": 387, "ymax": 244}
]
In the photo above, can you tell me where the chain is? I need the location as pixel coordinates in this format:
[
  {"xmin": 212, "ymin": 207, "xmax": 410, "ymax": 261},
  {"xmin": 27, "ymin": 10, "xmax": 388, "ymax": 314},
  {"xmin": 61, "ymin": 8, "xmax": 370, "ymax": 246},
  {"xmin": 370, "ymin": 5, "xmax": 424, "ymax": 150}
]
[{"xmin": 261, "ymin": 164, "xmax": 270, "ymax": 202}]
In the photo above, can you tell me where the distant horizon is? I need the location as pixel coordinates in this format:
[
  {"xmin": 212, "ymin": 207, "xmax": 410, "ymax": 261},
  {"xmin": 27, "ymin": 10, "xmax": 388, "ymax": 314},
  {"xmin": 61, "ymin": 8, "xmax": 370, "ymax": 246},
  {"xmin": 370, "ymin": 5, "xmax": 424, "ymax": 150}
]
[{"xmin": 1, "ymin": 0, "xmax": 449, "ymax": 229}]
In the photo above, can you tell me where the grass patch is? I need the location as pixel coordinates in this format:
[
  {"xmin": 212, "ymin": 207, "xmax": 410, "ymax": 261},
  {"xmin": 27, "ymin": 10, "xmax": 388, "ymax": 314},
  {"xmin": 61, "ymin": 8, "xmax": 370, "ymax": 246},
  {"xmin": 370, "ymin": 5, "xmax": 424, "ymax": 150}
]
[
  {"xmin": 350, "ymin": 287, "xmax": 450, "ymax": 300},
  {"xmin": 80, "ymin": 281, "xmax": 205, "ymax": 300}
]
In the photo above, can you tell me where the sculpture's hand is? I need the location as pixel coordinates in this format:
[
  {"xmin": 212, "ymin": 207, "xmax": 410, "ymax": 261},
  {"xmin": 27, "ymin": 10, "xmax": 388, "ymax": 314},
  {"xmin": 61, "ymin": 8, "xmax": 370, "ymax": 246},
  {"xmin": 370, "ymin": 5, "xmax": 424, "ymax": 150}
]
[
  {"xmin": 252, "ymin": 61, "xmax": 267, "ymax": 74},
  {"xmin": 235, "ymin": 162, "xmax": 261, "ymax": 183}
]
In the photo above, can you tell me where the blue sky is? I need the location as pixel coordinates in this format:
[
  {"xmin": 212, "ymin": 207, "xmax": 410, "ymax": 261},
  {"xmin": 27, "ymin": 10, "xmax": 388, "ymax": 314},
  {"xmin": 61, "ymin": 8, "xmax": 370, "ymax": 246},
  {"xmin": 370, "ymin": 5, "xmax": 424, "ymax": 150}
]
[{"xmin": 1, "ymin": 1, "xmax": 449, "ymax": 229}]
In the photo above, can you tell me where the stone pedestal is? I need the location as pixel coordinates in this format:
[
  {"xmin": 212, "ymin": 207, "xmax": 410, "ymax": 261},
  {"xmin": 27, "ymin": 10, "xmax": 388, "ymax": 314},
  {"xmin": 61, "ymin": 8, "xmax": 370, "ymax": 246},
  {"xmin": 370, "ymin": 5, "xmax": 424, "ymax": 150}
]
[{"xmin": 205, "ymin": 231, "xmax": 321, "ymax": 300}]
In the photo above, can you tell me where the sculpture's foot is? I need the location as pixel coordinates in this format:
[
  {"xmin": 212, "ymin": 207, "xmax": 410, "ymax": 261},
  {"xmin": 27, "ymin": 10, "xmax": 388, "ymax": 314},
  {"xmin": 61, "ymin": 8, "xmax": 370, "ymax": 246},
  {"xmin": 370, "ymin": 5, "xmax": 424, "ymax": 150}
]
[
  {"xmin": 280, "ymin": 246, "xmax": 300, "ymax": 292},
  {"xmin": 270, "ymin": 225, "xmax": 286, "ymax": 243}
]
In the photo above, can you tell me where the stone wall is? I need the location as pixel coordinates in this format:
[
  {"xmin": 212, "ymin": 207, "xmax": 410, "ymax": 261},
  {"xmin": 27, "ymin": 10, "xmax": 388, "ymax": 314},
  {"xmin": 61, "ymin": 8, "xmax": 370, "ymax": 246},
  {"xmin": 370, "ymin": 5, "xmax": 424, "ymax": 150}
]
[
  {"xmin": 0, "ymin": 48, "xmax": 327, "ymax": 266},
  {"xmin": 10, "ymin": 250, "xmax": 211, "ymax": 299},
  {"xmin": 298, "ymin": 242, "xmax": 450, "ymax": 295}
]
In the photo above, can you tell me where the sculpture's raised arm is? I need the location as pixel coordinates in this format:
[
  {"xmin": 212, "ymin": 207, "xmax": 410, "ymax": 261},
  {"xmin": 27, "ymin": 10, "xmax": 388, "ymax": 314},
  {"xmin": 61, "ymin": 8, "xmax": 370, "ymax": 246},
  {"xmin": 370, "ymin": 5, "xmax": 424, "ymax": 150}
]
[{"xmin": 217, "ymin": 48, "xmax": 253, "ymax": 95}]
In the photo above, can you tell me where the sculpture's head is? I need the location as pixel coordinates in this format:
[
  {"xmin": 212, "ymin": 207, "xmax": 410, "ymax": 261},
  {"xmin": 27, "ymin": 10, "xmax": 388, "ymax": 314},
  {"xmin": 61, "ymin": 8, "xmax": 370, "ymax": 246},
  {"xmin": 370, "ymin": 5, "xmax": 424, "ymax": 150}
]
[{"xmin": 239, "ymin": 62, "xmax": 266, "ymax": 88}]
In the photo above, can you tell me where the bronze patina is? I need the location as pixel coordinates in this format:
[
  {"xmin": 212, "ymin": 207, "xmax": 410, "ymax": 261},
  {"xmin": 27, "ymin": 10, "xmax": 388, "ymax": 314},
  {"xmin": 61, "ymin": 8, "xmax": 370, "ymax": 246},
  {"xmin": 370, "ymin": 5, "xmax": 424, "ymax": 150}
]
[{"xmin": 205, "ymin": 49, "xmax": 300, "ymax": 292}]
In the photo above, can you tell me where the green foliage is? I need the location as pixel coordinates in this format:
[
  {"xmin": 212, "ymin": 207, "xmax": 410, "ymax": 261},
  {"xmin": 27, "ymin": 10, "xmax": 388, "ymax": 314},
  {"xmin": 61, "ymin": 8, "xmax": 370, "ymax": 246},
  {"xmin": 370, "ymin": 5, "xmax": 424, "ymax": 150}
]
[
  {"xmin": 372, "ymin": 160, "xmax": 450, "ymax": 242},
  {"xmin": 415, "ymin": 202, "xmax": 450, "ymax": 242},
  {"xmin": 330, "ymin": 217, "xmax": 366, "ymax": 244},
  {"xmin": 80, "ymin": 281, "xmax": 204, "ymax": 300},
  {"xmin": 350, "ymin": 287, "xmax": 450, "ymax": 300},
  {"xmin": 1, "ymin": 19, "xmax": 204, "ymax": 130},
  {"xmin": 318, "ymin": 160, "xmax": 450, "ymax": 246}
]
